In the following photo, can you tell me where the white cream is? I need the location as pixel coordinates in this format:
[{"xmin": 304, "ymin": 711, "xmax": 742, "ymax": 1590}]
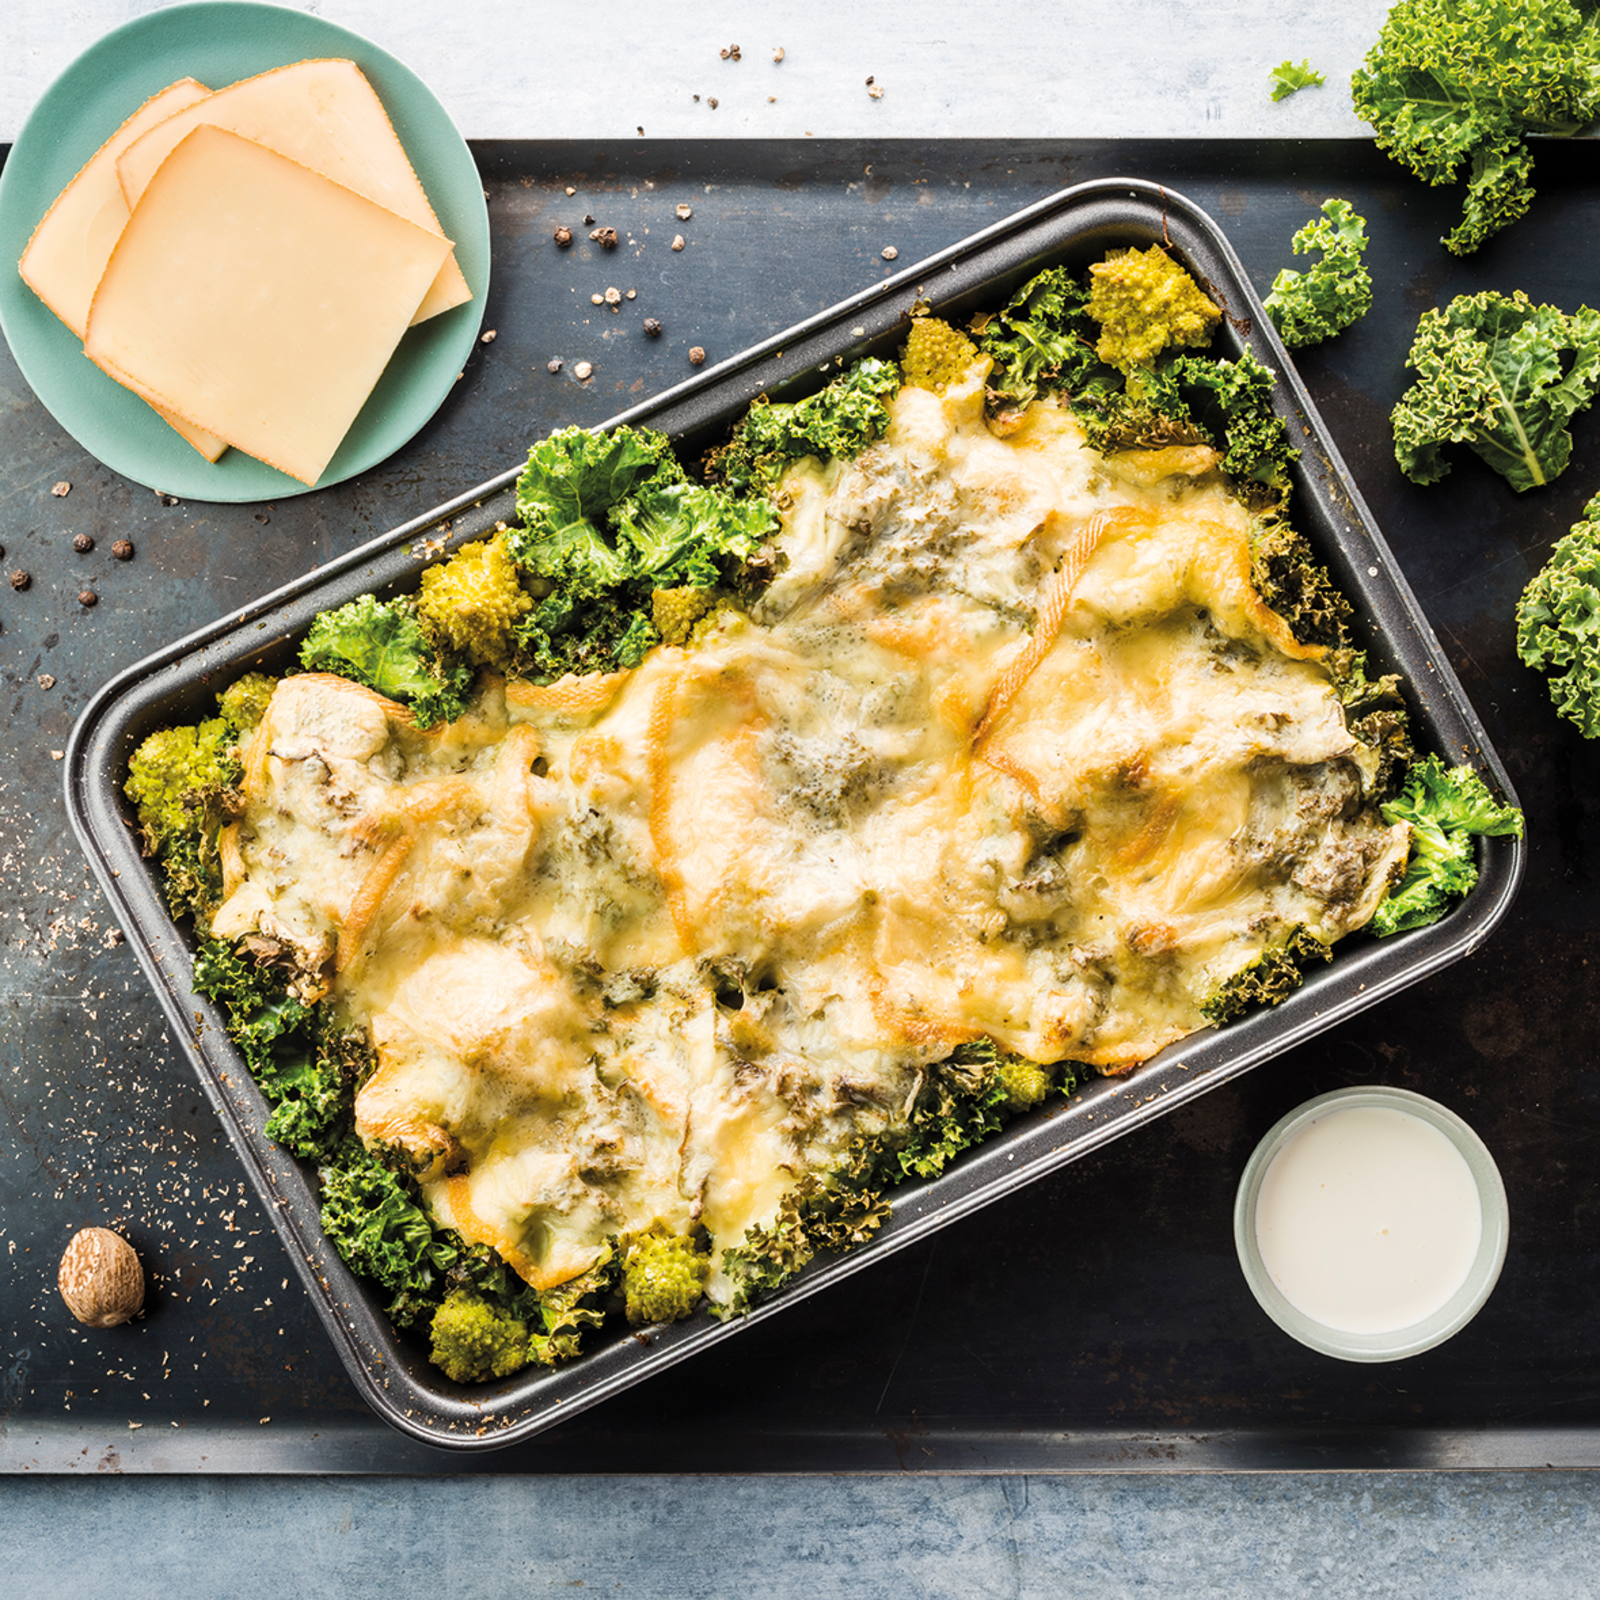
[{"xmin": 1254, "ymin": 1105, "xmax": 1482, "ymax": 1336}]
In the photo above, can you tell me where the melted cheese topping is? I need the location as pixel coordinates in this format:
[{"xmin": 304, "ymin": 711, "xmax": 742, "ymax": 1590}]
[{"xmin": 213, "ymin": 362, "xmax": 1408, "ymax": 1300}]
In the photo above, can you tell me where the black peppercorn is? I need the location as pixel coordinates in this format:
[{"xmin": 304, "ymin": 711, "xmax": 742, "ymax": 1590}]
[
  {"xmin": 9, "ymin": 570, "xmax": 29, "ymax": 591},
  {"xmin": 78, "ymin": 589, "xmax": 98, "ymax": 608},
  {"xmin": 73, "ymin": 533, "xmax": 94, "ymax": 553},
  {"xmin": 111, "ymin": 540, "xmax": 134, "ymax": 561},
  {"xmin": 554, "ymin": 225, "xmax": 572, "ymax": 247},
  {"xmin": 643, "ymin": 318, "xmax": 663, "ymax": 338}
]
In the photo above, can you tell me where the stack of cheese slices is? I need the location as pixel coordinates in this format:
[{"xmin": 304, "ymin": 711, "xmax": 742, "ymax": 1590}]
[{"xmin": 19, "ymin": 60, "xmax": 471, "ymax": 486}]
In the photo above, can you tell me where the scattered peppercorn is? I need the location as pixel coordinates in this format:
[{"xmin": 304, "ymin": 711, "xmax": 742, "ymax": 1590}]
[
  {"xmin": 480, "ymin": 329, "xmax": 497, "ymax": 344},
  {"xmin": 78, "ymin": 589, "xmax": 98, "ymax": 608},
  {"xmin": 37, "ymin": 674, "xmax": 55, "ymax": 690},
  {"xmin": 0, "ymin": 545, "xmax": 6, "ymax": 559},
  {"xmin": 565, "ymin": 186, "xmax": 576, "ymax": 196},
  {"xmin": 644, "ymin": 318, "xmax": 663, "ymax": 337},
  {"xmin": 574, "ymin": 361, "xmax": 593, "ymax": 380},
  {"xmin": 253, "ymin": 513, "xmax": 270, "ymax": 525},
  {"xmin": 720, "ymin": 44, "xmax": 741, "ymax": 60},
  {"xmin": 591, "ymin": 293, "xmax": 605, "ymax": 305},
  {"xmin": 51, "ymin": 480, "xmax": 71, "ymax": 498},
  {"xmin": 773, "ymin": 46, "xmax": 785, "ymax": 62},
  {"xmin": 676, "ymin": 203, "xmax": 693, "ymax": 220},
  {"xmin": 869, "ymin": 84, "xmax": 884, "ymax": 99},
  {"xmin": 707, "ymin": 98, "xmax": 719, "ymax": 110},
  {"xmin": 604, "ymin": 287, "xmax": 622, "ymax": 307},
  {"xmin": 626, "ymin": 288, "xmax": 637, "ymax": 300},
  {"xmin": 554, "ymin": 225, "xmax": 573, "ymax": 247},
  {"xmin": 637, "ymin": 126, "xmax": 645, "ymax": 137},
  {"xmin": 590, "ymin": 226, "xmax": 618, "ymax": 250},
  {"xmin": 547, "ymin": 358, "xmax": 564, "ymax": 373},
  {"xmin": 882, "ymin": 246, "xmax": 899, "ymax": 260},
  {"xmin": 73, "ymin": 533, "xmax": 94, "ymax": 553},
  {"xmin": 10, "ymin": 570, "xmax": 30, "ymax": 591},
  {"xmin": 584, "ymin": 213, "xmax": 596, "ymax": 226},
  {"xmin": 689, "ymin": 347, "xmax": 706, "ymax": 366},
  {"xmin": 672, "ymin": 234, "xmax": 686, "ymax": 251},
  {"xmin": 111, "ymin": 540, "xmax": 134, "ymax": 560}
]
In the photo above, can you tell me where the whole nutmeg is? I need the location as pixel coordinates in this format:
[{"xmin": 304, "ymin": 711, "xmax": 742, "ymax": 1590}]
[{"xmin": 59, "ymin": 1227, "xmax": 144, "ymax": 1327}]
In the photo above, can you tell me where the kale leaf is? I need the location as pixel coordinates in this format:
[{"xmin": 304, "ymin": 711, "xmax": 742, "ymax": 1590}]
[
  {"xmin": 1517, "ymin": 490, "xmax": 1600, "ymax": 737},
  {"xmin": 974, "ymin": 266, "xmax": 1105, "ymax": 411},
  {"xmin": 1263, "ymin": 199, "xmax": 1373, "ymax": 349},
  {"xmin": 299, "ymin": 594, "xmax": 473, "ymax": 728},
  {"xmin": 507, "ymin": 424, "xmax": 775, "ymax": 679},
  {"xmin": 704, "ymin": 358, "xmax": 901, "ymax": 493},
  {"xmin": 1350, "ymin": 0, "xmax": 1600, "ymax": 254},
  {"xmin": 1373, "ymin": 757, "xmax": 1523, "ymax": 936},
  {"xmin": 1270, "ymin": 60, "xmax": 1327, "ymax": 101},
  {"xmin": 1391, "ymin": 291, "xmax": 1600, "ymax": 493}
]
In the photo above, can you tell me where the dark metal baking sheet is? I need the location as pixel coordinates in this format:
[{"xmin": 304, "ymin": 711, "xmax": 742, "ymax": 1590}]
[{"xmin": 2, "ymin": 138, "xmax": 1593, "ymax": 1472}]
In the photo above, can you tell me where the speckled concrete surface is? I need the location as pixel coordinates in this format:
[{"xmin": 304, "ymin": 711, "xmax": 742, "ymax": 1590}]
[
  {"xmin": 5, "ymin": 0, "xmax": 1393, "ymax": 143},
  {"xmin": 4, "ymin": 1472, "xmax": 1598, "ymax": 1597}
]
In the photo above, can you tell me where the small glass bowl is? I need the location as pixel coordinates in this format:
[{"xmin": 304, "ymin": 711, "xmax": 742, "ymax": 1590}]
[{"xmin": 1234, "ymin": 1086, "xmax": 1509, "ymax": 1363}]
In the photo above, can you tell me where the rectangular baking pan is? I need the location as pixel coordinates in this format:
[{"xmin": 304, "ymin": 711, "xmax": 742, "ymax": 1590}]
[{"xmin": 63, "ymin": 177, "xmax": 1525, "ymax": 1452}]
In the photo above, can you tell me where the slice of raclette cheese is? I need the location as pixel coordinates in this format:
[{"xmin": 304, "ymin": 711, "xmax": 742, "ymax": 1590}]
[
  {"xmin": 19, "ymin": 78, "xmax": 228, "ymax": 461},
  {"xmin": 85, "ymin": 125, "xmax": 454, "ymax": 487},
  {"xmin": 116, "ymin": 58, "xmax": 471, "ymax": 327}
]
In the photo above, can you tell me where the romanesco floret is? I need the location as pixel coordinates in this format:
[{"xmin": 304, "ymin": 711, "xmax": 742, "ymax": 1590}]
[
  {"xmin": 651, "ymin": 586, "xmax": 717, "ymax": 646},
  {"xmin": 1086, "ymin": 245, "xmax": 1221, "ymax": 371},
  {"xmin": 901, "ymin": 316, "xmax": 981, "ymax": 392},
  {"xmin": 622, "ymin": 1227, "xmax": 710, "ymax": 1325},
  {"xmin": 124, "ymin": 719, "xmax": 239, "ymax": 855},
  {"xmin": 218, "ymin": 672, "xmax": 278, "ymax": 734},
  {"xmin": 417, "ymin": 534, "xmax": 532, "ymax": 668},
  {"xmin": 428, "ymin": 1290, "xmax": 530, "ymax": 1383},
  {"xmin": 993, "ymin": 1055, "xmax": 1053, "ymax": 1113}
]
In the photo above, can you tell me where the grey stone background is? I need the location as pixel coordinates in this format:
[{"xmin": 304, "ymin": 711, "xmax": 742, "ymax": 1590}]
[{"xmin": 4, "ymin": 1, "xmax": 1598, "ymax": 1593}]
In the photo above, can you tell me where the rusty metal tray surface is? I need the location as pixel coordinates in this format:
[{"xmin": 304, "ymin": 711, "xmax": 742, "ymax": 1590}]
[{"xmin": 58, "ymin": 173, "xmax": 1523, "ymax": 1452}]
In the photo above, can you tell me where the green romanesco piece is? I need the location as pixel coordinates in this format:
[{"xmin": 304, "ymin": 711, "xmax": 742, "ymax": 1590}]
[
  {"xmin": 124, "ymin": 719, "xmax": 239, "ymax": 857},
  {"xmin": 217, "ymin": 672, "xmax": 278, "ymax": 734},
  {"xmin": 429, "ymin": 1291, "xmax": 530, "ymax": 1384},
  {"xmin": 1086, "ymin": 245, "xmax": 1222, "ymax": 372},
  {"xmin": 651, "ymin": 586, "xmax": 717, "ymax": 646},
  {"xmin": 901, "ymin": 316, "xmax": 982, "ymax": 393},
  {"xmin": 992, "ymin": 1054, "xmax": 1053, "ymax": 1114},
  {"xmin": 417, "ymin": 534, "xmax": 533, "ymax": 668},
  {"xmin": 621, "ymin": 1227, "xmax": 711, "ymax": 1325}
]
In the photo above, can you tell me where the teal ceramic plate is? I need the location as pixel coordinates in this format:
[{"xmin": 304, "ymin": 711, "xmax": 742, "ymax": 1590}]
[{"xmin": 0, "ymin": 1, "xmax": 489, "ymax": 502}]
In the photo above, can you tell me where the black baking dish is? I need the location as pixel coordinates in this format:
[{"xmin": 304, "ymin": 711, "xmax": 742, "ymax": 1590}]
[{"xmin": 63, "ymin": 178, "xmax": 1525, "ymax": 1451}]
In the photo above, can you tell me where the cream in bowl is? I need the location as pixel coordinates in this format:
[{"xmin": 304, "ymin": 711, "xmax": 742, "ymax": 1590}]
[{"xmin": 1234, "ymin": 1086, "xmax": 1508, "ymax": 1362}]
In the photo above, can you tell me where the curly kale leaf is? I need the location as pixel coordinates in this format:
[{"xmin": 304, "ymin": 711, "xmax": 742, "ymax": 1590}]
[
  {"xmin": 611, "ymin": 480, "xmax": 779, "ymax": 589},
  {"xmin": 1136, "ymin": 350, "xmax": 1300, "ymax": 502},
  {"xmin": 1264, "ymin": 199, "xmax": 1374, "ymax": 349},
  {"xmin": 506, "ymin": 425, "xmax": 775, "ymax": 679},
  {"xmin": 318, "ymin": 1142, "xmax": 468, "ymax": 1329},
  {"xmin": 1201, "ymin": 927, "xmax": 1333, "ymax": 1025},
  {"xmin": 1350, "ymin": 0, "xmax": 1600, "ymax": 254},
  {"xmin": 1270, "ymin": 59, "xmax": 1327, "ymax": 101},
  {"xmin": 299, "ymin": 594, "xmax": 472, "ymax": 728},
  {"xmin": 975, "ymin": 266, "xmax": 1106, "ymax": 409},
  {"xmin": 527, "ymin": 1243, "xmax": 619, "ymax": 1367},
  {"xmin": 1517, "ymin": 490, "xmax": 1600, "ymax": 737},
  {"xmin": 1391, "ymin": 291, "xmax": 1600, "ymax": 493},
  {"xmin": 1373, "ymin": 756, "xmax": 1523, "ymax": 936},
  {"xmin": 704, "ymin": 358, "xmax": 901, "ymax": 493},
  {"xmin": 506, "ymin": 425, "xmax": 685, "ymax": 583},
  {"xmin": 718, "ymin": 1043, "xmax": 1080, "ymax": 1314}
]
